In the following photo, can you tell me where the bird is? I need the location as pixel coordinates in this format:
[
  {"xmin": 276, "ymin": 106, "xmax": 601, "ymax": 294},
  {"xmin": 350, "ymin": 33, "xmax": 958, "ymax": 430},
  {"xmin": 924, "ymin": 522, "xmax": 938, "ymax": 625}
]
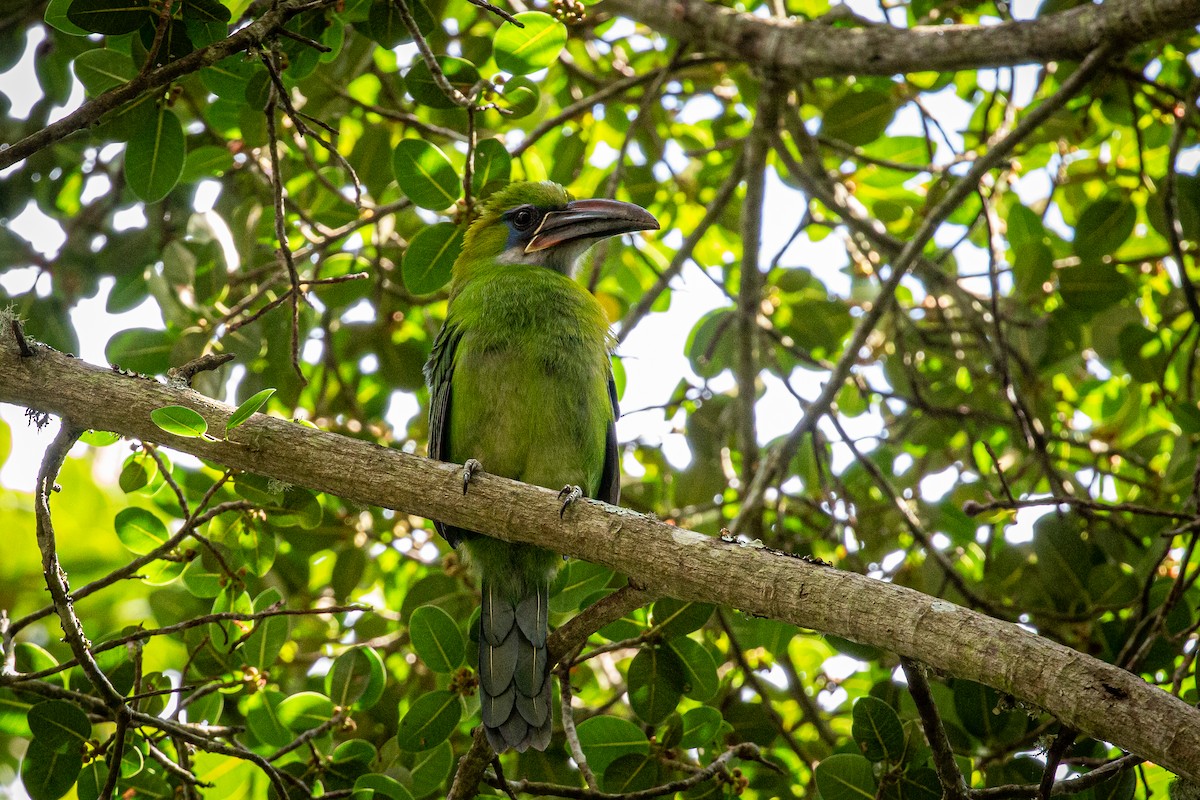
[{"xmin": 423, "ymin": 181, "xmax": 659, "ymax": 752}]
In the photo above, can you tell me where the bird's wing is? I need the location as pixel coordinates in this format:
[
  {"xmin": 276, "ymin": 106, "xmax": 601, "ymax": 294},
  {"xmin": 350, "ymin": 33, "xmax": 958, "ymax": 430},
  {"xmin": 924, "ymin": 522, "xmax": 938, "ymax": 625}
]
[
  {"xmin": 425, "ymin": 321, "xmax": 464, "ymax": 547},
  {"xmin": 596, "ymin": 370, "xmax": 621, "ymax": 505}
]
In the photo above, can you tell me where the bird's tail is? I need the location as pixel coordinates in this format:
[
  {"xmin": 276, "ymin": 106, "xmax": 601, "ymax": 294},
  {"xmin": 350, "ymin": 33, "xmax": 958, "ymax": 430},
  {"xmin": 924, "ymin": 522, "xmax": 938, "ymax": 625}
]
[{"xmin": 478, "ymin": 579, "xmax": 552, "ymax": 752}]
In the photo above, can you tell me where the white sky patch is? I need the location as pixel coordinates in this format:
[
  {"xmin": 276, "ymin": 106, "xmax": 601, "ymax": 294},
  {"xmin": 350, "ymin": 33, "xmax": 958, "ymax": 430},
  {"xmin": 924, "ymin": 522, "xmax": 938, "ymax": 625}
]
[
  {"xmin": 112, "ymin": 205, "xmax": 148, "ymax": 231},
  {"xmin": 1007, "ymin": 504, "xmax": 1052, "ymax": 544},
  {"xmin": 0, "ymin": 27, "xmax": 45, "ymax": 119},
  {"xmin": 919, "ymin": 466, "xmax": 960, "ymax": 503},
  {"xmin": 193, "ymin": 179, "xmax": 222, "ymax": 213},
  {"xmin": 823, "ymin": 653, "xmax": 866, "ymax": 681},
  {"xmin": 69, "ymin": 279, "xmax": 165, "ymax": 365},
  {"xmin": 8, "ymin": 201, "xmax": 66, "ymax": 258},
  {"xmin": 385, "ymin": 391, "xmax": 420, "ymax": 436},
  {"xmin": 0, "ymin": 267, "xmax": 47, "ymax": 296},
  {"xmin": 48, "ymin": 75, "xmax": 85, "ymax": 125}
]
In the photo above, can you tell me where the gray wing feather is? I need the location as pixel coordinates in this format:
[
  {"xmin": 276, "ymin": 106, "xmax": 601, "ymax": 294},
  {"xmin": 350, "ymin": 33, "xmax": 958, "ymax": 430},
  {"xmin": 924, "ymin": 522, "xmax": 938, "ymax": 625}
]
[
  {"xmin": 595, "ymin": 372, "xmax": 621, "ymax": 505},
  {"xmin": 424, "ymin": 323, "xmax": 466, "ymax": 547}
]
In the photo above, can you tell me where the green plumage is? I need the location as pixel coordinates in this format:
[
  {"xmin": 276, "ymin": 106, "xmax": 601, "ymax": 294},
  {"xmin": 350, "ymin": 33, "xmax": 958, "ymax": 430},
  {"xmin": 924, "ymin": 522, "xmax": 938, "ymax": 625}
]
[{"xmin": 424, "ymin": 181, "xmax": 657, "ymax": 752}]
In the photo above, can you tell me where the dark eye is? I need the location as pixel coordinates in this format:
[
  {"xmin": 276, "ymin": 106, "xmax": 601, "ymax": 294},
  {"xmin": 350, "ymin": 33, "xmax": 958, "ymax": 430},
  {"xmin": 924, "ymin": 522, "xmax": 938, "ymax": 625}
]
[{"xmin": 512, "ymin": 207, "xmax": 537, "ymax": 230}]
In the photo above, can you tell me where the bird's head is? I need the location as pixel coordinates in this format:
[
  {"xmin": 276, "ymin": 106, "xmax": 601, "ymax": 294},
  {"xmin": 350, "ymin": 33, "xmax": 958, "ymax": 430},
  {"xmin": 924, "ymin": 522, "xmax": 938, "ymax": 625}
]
[{"xmin": 456, "ymin": 181, "xmax": 659, "ymax": 279}]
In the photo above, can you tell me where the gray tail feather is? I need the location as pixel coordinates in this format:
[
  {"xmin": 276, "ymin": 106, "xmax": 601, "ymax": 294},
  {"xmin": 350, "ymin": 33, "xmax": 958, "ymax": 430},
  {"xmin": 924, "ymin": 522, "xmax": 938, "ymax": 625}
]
[{"xmin": 479, "ymin": 580, "xmax": 552, "ymax": 752}]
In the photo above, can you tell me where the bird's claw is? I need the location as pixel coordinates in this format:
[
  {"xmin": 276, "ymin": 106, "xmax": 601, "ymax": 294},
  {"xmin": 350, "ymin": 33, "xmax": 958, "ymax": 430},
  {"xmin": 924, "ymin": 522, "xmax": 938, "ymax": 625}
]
[
  {"xmin": 463, "ymin": 459, "xmax": 483, "ymax": 495},
  {"xmin": 558, "ymin": 485, "xmax": 583, "ymax": 518}
]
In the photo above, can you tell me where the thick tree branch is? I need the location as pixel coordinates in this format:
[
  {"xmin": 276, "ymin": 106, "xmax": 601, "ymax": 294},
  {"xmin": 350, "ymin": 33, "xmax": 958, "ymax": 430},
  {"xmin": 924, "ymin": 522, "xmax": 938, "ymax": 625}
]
[
  {"xmin": 3, "ymin": 328, "xmax": 1200, "ymax": 779},
  {"xmin": 600, "ymin": 0, "xmax": 1200, "ymax": 78}
]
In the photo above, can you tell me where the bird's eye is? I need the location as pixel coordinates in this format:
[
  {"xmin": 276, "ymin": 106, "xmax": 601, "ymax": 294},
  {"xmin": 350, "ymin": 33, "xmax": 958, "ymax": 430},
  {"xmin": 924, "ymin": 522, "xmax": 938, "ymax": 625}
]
[{"xmin": 512, "ymin": 208, "xmax": 537, "ymax": 230}]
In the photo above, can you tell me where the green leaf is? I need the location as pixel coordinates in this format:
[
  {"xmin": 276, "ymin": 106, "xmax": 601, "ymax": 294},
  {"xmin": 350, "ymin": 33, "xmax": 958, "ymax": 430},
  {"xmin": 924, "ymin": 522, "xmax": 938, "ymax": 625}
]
[
  {"xmin": 45, "ymin": 0, "xmax": 92, "ymax": 35},
  {"xmin": 327, "ymin": 647, "xmax": 381, "ymax": 707},
  {"xmin": 392, "ymin": 140, "xmax": 461, "ymax": 211},
  {"xmin": 75, "ymin": 760, "xmax": 109, "ymax": 800},
  {"xmin": 1074, "ymin": 194, "xmax": 1136, "ymax": 260},
  {"xmin": 200, "ymin": 55, "xmax": 257, "ymax": 98},
  {"xmin": 405, "ymin": 56, "xmax": 480, "ymax": 109},
  {"xmin": 363, "ymin": 0, "xmax": 433, "ymax": 48},
  {"xmin": 1093, "ymin": 767, "xmax": 1136, "ymax": 800},
  {"xmin": 402, "ymin": 222, "xmax": 463, "ymax": 295},
  {"xmin": 180, "ymin": 144, "xmax": 234, "ymax": 184},
  {"xmin": 399, "ymin": 573, "xmax": 472, "ymax": 623},
  {"xmin": 851, "ymin": 697, "xmax": 905, "ymax": 762},
  {"xmin": 209, "ymin": 587, "xmax": 252, "ymax": 655},
  {"xmin": 576, "ymin": 716, "xmax": 648, "ymax": 774},
  {"xmin": 1056, "ymin": 261, "xmax": 1131, "ymax": 315},
  {"xmin": 665, "ymin": 636, "xmax": 719, "ymax": 701},
  {"xmin": 66, "ymin": 0, "xmax": 150, "ymax": 34},
  {"xmin": 407, "ymin": 741, "xmax": 454, "ymax": 797},
  {"xmin": 953, "ymin": 680, "xmax": 1018, "ymax": 741},
  {"xmin": 181, "ymin": 555, "xmax": 223, "ymax": 598},
  {"xmin": 277, "ymin": 691, "xmax": 335, "ymax": 732},
  {"xmin": 1005, "ymin": 203, "xmax": 1046, "ymax": 249},
  {"xmin": 237, "ymin": 518, "xmax": 276, "ymax": 576},
  {"xmin": 151, "ymin": 405, "xmax": 209, "ymax": 438},
  {"xmin": 601, "ymin": 753, "xmax": 658, "ymax": 794},
  {"xmin": 73, "ymin": 49, "xmax": 135, "ymax": 95},
  {"xmin": 650, "ymin": 598, "xmax": 713, "ymax": 639},
  {"xmin": 409, "ymin": 605, "xmax": 465, "ymax": 673},
  {"xmin": 825, "ymin": 634, "xmax": 883, "ymax": 662},
  {"xmin": 493, "ymin": 11, "xmax": 567, "ymax": 75},
  {"xmin": 125, "ymin": 104, "xmax": 186, "ymax": 203},
  {"xmin": 243, "ymin": 588, "xmax": 288, "ymax": 670},
  {"xmin": 226, "ymin": 387, "xmax": 275, "ymax": 433},
  {"xmin": 686, "ymin": 308, "xmax": 737, "ymax": 379},
  {"xmin": 884, "ymin": 766, "xmax": 942, "ymax": 800},
  {"xmin": 627, "ymin": 646, "xmax": 684, "ymax": 725},
  {"xmin": 814, "ymin": 753, "xmax": 877, "ymax": 800},
  {"xmin": 184, "ymin": 690, "xmax": 223, "ymax": 727},
  {"xmin": 105, "ymin": 327, "xmax": 173, "ymax": 374},
  {"xmin": 354, "ymin": 774, "xmax": 415, "ymax": 800},
  {"xmin": 182, "ymin": 0, "xmax": 230, "ymax": 23},
  {"xmin": 0, "ymin": 690, "xmax": 34, "ymax": 737},
  {"xmin": 395, "ymin": 690, "xmax": 462, "ymax": 751},
  {"xmin": 113, "ymin": 507, "xmax": 170, "ymax": 554},
  {"xmin": 550, "ymin": 561, "xmax": 613, "ymax": 613},
  {"xmin": 472, "ymin": 138, "xmax": 511, "ymax": 195},
  {"xmin": 20, "ymin": 738, "xmax": 82, "ymax": 800},
  {"xmin": 244, "ymin": 690, "xmax": 293, "ymax": 747},
  {"xmin": 118, "ymin": 451, "xmax": 157, "ymax": 493},
  {"xmin": 1012, "ymin": 241, "xmax": 1053, "ymax": 300},
  {"xmin": 330, "ymin": 739, "xmax": 377, "ymax": 785},
  {"xmin": 821, "ymin": 89, "xmax": 896, "ymax": 147},
  {"xmin": 27, "ymin": 700, "xmax": 91, "ymax": 751},
  {"xmin": 79, "ymin": 430, "xmax": 120, "ymax": 447},
  {"xmin": 679, "ymin": 706, "xmax": 723, "ymax": 748},
  {"xmin": 499, "ymin": 76, "xmax": 539, "ymax": 118}
]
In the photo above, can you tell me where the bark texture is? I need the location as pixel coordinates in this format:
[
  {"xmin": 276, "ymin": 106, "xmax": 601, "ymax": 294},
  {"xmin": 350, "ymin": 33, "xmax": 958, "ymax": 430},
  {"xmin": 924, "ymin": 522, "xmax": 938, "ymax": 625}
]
[
  {"xmin": 600, "ymin": 0, "xmax": 1200, "ymax": 77},
  {"xmin": 3, "ymin": 330, "xmax": 1200, "ymax": 779}
]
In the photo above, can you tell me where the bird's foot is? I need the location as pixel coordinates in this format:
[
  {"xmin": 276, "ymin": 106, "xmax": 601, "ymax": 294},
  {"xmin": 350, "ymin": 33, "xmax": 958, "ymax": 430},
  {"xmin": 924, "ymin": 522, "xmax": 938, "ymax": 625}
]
[
  {"xmin": 463, "ymin": 459, "xmax": 483, "ymax": 495},
  {"xmin": 558, "ymin": 485, "xmax": 583, "ymax": 518}
]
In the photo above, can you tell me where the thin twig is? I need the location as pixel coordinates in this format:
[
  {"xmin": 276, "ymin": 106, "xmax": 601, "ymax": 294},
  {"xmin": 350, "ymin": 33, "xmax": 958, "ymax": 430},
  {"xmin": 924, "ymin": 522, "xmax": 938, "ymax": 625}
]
[
  {"xmin": 261, "ymin": 61, "xmax": 307, "ymax": 386},
  {"xmin": 559, "ymin": 668, "xmax": 600, "ymax": 791},
  {"xmin": 902, "ymin": 658, "xmax": 967, "ymax": 800}
]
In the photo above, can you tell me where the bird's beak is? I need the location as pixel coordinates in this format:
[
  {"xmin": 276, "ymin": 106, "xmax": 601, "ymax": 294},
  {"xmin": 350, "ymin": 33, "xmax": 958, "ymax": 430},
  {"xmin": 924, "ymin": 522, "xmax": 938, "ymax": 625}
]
[{"xmin": 525, "ymin": 198, "xmax": 659, "ymax": 254}]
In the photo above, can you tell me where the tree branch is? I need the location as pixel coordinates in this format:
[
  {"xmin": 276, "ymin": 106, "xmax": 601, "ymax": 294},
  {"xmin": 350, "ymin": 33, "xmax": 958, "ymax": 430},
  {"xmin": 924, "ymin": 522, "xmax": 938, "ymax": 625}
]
[
  {"xmin": 3, "ymin": 327, "xmax": 1200, "ymax": 779},
  {"xmin": 599, "ymin": 0, "xmax": 1199, "ymax": 78}
]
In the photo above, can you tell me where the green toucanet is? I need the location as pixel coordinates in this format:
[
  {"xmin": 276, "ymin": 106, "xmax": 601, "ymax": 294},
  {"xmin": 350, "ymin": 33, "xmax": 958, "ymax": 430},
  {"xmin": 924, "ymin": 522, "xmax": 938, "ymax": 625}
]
[{"xmin": 424, "ymin": 181, "xmax": 658, "ymax": 752}]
